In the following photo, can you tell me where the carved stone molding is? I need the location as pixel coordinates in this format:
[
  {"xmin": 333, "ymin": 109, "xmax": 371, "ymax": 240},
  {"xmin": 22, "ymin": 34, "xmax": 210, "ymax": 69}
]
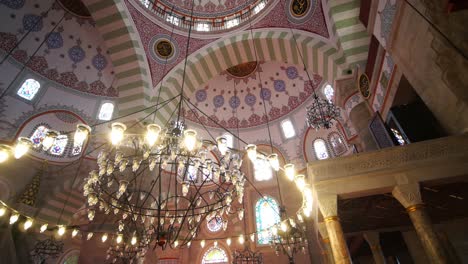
[
  {"xmin": 392, "ymin": 183, "xmax": 422, "ymax": 208},
  {"xmin": 308, "ymin": 134, "xmax": 468, "ymax": 183},
  {"xmin": 317, "ymin": 193, "xmax": 338, "ymax": 218}
]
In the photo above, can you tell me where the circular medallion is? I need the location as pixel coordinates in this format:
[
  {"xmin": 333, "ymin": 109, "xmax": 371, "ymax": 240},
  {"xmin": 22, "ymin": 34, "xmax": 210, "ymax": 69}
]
[
  {"xmin": 285, "ymin": 0, "xmax": 317, "ymax": 24},
  {"xmin": 291, "ymin": 0, "xmax": 309, "ymax": 17},
  {"xmin": 358, "ymin": 73, "xmax": 371, "ymax": 99},
  {"xmin": 149, "ymin": 34, "xmax": 179, "ymax": 64},
  {"xmin": 226, "ymin": 61, "xmax": 258, "ymax": 78}
]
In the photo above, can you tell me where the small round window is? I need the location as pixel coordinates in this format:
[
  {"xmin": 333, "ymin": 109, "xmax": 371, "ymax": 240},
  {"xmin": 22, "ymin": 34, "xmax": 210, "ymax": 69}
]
[{"xmin": 207, "ymin": 216, "xmax": 223, "ymax": 232}]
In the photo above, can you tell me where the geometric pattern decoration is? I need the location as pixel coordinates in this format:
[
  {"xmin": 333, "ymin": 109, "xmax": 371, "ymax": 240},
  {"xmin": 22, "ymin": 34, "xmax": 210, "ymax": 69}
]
[
  {"xmin": 17, "ymin": 162, "xmax": 46, "ymax": 206},
  {"xmin": 372, "ymin": 52, "xmax": 395, "ymax": 112},
  {"xmin": 374, "ymin": 0, "xmax": 397, "ymax": 48}
]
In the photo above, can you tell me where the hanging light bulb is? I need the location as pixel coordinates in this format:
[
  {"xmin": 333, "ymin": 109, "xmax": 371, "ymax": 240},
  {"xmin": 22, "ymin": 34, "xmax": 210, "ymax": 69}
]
[
  {"xmin": 87, "ymin": 232, "xmax": 94, "ymax": 240},
  {"xmin": 200, "ymin": 240, "xmax": 205, "ymax": 248},
  {"xmin": 238, "ymin": 209, "xmax": 244, "ymax": 220},
  {"xmin": 131, "ymin": 235, "xmax": 137, "ymax": 245},
  {"xmin": 40, "ymin": 223, "xmax": 48, "ymax": 233},
  {"xmin": 72, "ymin": 229, "xmax": 78, "ymax": 237},
  {"xmin": 268, "ymin": 154, "xmax": 280, "ymax": 171},
  {"xmin": 145, "ymin": 124, "xmax": 161, "ymax": 147},
  {"xmin": 74, "ymin": 124, "xmax": 91, "ymax": 146},
  {"xmin": 0, "ymin": 145, "xmax": 11, "ymax": 163},
  {"xmin": 88, "ymin": 209, "xmax": 95, "ymax": 221},
  {"xmin": 183, "ymin": 129, "xmax": 197, "ymax": 151},
  {"xmin": 271, "ymin": 226, "xmax": 278, "ymax": 236},
  {"xmin": 102, "ymin": 233, "xmax": 108, "ymax": 243},
  {"xmin": 118, "ymin": 180, "xmax": 129, "ymax": 195},
  {"xmin": 9, "ymin": 213, "xmax": 19, "ymax": 224},
  {"xmin": 226, "ymin": 237, "xmax": 231, "ymax": 246},
  {"xmin": 110, "ymin": 122, "xmax": 126, "ymax": 145},
  {"xmin": 187, "ymin": 241, "xmax": 192, "ymax": 248},
  {"xmin": 238, "ymin": 235, "xmax": 244, "ymax": 244},
  {"xmin": 14, "ymin": 137, "xmax": 32, "ymax": 159},
  {"xmin": 174, "ymin": 240, "xmax": 179, "ymax": 247},
  {"xmin": 58, "ymin": 226, "xmax": 66, "ymax": 236},
  {"xmin": 284, "ymin": 163, "xmax": 295, "ymax": 181},
  {"xmin": 294, "ymin": 174, "xmax": 306, "ymax": 191},
  {"xmin": 42, "ymin": 130, "xmax": 59, "ymax": 151},
  {"xmin": 303, "ymin": 185, "xmax": 314, "ymax": 213},
  {"xmin": 216, "ymin": 136, "xmax": 228, "ymax": 156},
  {"xmin": 116, "ymin": 234, "xmax": 123, "ymax": 244},
  {"xmin": 245, "ymin": 144, "xmax": 257, "ymax": 161},
  {"xmin": 250, "ymin": 234, "xmax": 255, "ymax": 242},
  {"xmin": 280, "ymin": 221, "xmax": 288, "ymax": 232},
  {"xmin": 182, "ymin": 182, "xmax": 189, "ymax": 196},
  {"xmin": 23, "ymin": 218, "xmax": 33, "ymax": 230},
  {"xmin": 0, "ymin": 206, "xmax": 6, "ymax": 216}
]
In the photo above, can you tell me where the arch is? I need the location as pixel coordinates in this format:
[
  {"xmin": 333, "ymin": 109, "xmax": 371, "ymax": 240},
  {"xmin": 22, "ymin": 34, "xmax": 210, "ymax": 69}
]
[
  {"xmin": 255, "ymin": 196, "xmax": 280, "ymax": 245},
  {"xmin": 81, "ymin": 0, "xmax": 152, "ymax": 116},
  {"xmin": 313, "ymin": 138, "xmax": 329, "ymax": 160},
  {"xmin": 328, "ymin": 132, "xmax": 347, "ymax": 156},
  {"xmin": 151, "ymin": 29, "xmax": 347, "ymax": 125},
  {"xmin": 58, "ymin": 249, "xmax": 80, "ymax": 264},
  {"xmin": 202, "ymin": 246, "xmax": 229, "ymax": 264},
  {"xmin": 16, "ymin": 78, "xmax": 41, "ymax": 100}
]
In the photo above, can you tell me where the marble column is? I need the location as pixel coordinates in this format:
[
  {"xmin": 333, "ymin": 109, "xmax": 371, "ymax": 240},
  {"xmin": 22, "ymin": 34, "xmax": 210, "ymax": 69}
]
[
  {"xmin": 392, "ymin": 183, "xmax": 451, "ymax": 264},
  {"xmin": 317, "ymin": 193, "xmax": 351, "ymax": 264},
  {"xmin": 318, "ymin": 222, "xmax": 335, "ymax": 264},
  {"xmin": 363, "ymin": 232, "xmax": 386, "ymax": 264}
]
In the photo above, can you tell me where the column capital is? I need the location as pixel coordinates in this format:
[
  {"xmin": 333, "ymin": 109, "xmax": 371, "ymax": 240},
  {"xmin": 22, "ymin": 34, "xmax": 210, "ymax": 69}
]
[
  {"xmin": 317, "ymin": 193, "xmax": 338, "ymax": 219},
  {"xmin": 392, "ymin": 183, "xmax": 422, "ymax": 208},
  {"xmin": 363, "ymin": 232, "xmax": 380, "ymax": 247}
]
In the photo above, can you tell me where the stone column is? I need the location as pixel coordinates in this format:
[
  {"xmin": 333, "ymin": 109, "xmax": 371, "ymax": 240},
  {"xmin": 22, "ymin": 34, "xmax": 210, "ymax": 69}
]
[
  {"xmin": 363, "ymin": 232, "xmax": 386, "ymax": 264},
  {"xmin": 317, "ymin": 193, "xmax": 351, "ymax": 264},
  {"xmin": 392, "ymin": 183, "xmax": 451, "ymax": 264},
  {"xmin": 317, "ymin": 222, "xmax": 335, "ymax": 264}
]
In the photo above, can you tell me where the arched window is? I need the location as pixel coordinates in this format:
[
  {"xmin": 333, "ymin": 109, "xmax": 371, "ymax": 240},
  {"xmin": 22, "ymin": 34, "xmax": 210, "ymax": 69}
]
[
  {"xmin": 17, "ymin": 79, "xmax": 41, "ymax": 100},
  {"xmin": 71, "ymin": 139, "xmax": 84, "ymax": 156},
  {"xmin": 329, "ymin": 133, "xmax": 347, "ymax": 156},
  {"xmin": 255, "ymin": 196, "xmax": 280, "ymax": 245},
  {"xmin": 63, "ymin": 254, "xmax": 79, "ymax": 264},
  {"xmin": 98, "ymin": 102, "xmax": 114, "ymax": 121},
  {"xmin": 50, "ymin": 135, "xmax": 68, "ymax": 156},
  {"xmin": 313, "ymin": 139, "xmax": 329, "ymax": 160},
  {"xmin": 281, "ymin": 119, "xmax": 296, "ymax": 139},
  {"xmin": 207, "ymin": 216, "xmax": 223, "ymax": 232},
  {"xmin": 30, "ymin": 125, "xmax": 49, "ymax": 146},
  {"xmin": 323, "ymin": 84, "xmax": 334, "ymax": 102},
  {"xmin": 202, "ymin": 246, "xmax": 228, "ymax": 264},
  {"xmin": 254, "ymin": 157, "xmax": 272, "ymax": 181}
]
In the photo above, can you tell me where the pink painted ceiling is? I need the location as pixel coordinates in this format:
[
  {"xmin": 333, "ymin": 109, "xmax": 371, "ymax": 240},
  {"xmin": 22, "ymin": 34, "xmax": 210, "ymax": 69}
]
[
  {"xmin": 0, "ymin": 0, "xmax": 116, "ymax": 97},
  {"xmin": 184, "ymin": 61, "xmax": 322, "ymax": 128}
]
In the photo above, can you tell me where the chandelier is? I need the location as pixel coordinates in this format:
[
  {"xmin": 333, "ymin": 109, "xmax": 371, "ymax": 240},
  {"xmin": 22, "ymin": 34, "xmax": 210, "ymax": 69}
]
[
  {"xmin": 233, "ymin": 243, "xmax": 263, "ymax": 264},
  {"xmin": 306, "ymin": 95, "xmax": 340, "ymax": 130}
]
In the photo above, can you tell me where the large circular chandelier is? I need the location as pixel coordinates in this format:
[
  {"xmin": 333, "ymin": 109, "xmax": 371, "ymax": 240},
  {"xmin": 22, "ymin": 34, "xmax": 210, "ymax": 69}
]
[
  {"xmin": 306, "ymin": 95, "xmax": 341, "ymax": 130},
  {"xmin": 83, "ymin": 119, "xmax": 246, "ymax": 249}
]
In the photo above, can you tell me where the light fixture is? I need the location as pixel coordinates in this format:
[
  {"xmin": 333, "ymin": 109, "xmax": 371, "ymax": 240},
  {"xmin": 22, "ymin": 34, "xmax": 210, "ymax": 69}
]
[
  {"xmin": 294, "ymin": 175, "xmax": 306, "ymax": 191},
  {"xmin": 0, "ymin": 206, "xmax": 6, "ymax": 216},
  {"xmin": 200, "ymin": 240, "xmax": 205, "ymax": 248},
  {"xmin": 87, "ymin": 232, "xmax": 93, "ymax": 240},
  {"xmin": 183, "ymin": 129, "xmax": 197, "ymax": 151},
  {"xmin": 110, "ymin": 122, "xmax": 126, "ymax": 145},
  {"xmin": 239, "ymin": 235, "xmax": 244, "ymax": 244},
  {"xmin": 102, "ymin": 233, "xmax": 108, "ymax": 243},
  {"xmin": 71, "ymin": 229, "xmax": 78, "ymax": 237},
  {"xmin": 57, "ymin": 226, "xmax": 66, "ymax": 236},
  {"xmin": 284, "ymin": 164, "xmax": 295, "ymax": 181},
  {"xmin": 116, "ymin": 234, "xmax": 123, "ymax": 244},
  {"xmin": 306, "ymin": 95, "xmax": 340, "ymax": 130},
  {"xmin": 42, "ymin": 130, "xmax": 59, "ymax": 151},
  {"xmin": 14, "ymin": 137, "xmax": 32, "ymax": 159},
  {"xmin": 131, "ymin": 236, "xmax": 137, "ymax": 245},
  {"xmin": 0, "ymin": 145, "xmax": 11, "ymax": 163},
  {"xmin": 268, "ymin": 154, "xmax": 280, "ymax": 171},
  {"xmin": 145, "ymin": 124, "xmax": 161, "ymax": 147},
  {"xmin": 40, "ymin": 224, "xmax": 48, "ymax": 233},
  {"xmin": 74, "ymin": 124, "xmax": 91, "ymax": 146},
  {"xmin": 227, "ymin": 237, "xmax": 232, "ymax": 246},
  {"xmin": 245, "ymin": 144, "xmax": 257, "ymax": 161},
  {"xmin": 216, "ymin": 136, "xmax": 228, "ymax": 155},
  {"xmin": 9, "ymin": 213, "xmax": 19, "ymax": 224},
  {"xmin": 24, "ymin": 218, "xmax": 33, "ymax": 230}
]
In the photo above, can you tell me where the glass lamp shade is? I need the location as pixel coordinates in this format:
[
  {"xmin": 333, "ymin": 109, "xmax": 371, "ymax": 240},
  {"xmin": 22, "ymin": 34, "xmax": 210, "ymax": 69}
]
[
  {"xmin": 42, "ymin": 130, "xmax": 59, "ymax": 151},
  {"xmin": 216, "ymin": 136, "xmax": 228, "ymax": 155},
  {"xmin": 14, "ymin": 137, "xmax": 32, "ymax": 159},
  {"xmin": 24, "ymin": 219, "xmax": 33, "ymax": 230},
  {"xmin": 183, "ymin": 129, "xmax": 197, "ymax": 151},
  {"xmin": 268, "ymin": 154, "xmax": 280, "ymax": 171},
  {"xmin": 58, "ymin": 226, "xmax": 66, "ymax": 236},
  {"xmin": 284, "ymin": 163, "xmax": 295, "ymax": 181},
  {"xmin": 0, "ymin": 145, "xmax": 11, "ymax": 163},
  {"xmin": 72, "ymin": 229, "xmax": 78, "ymax": 237},
  {"xmin": 245, "ymin": 144, "xmax": 257, "ymax": 161},
  {"xmin": 110, "ymin": 123, "xmax": 127, "ymax": 145},
  {"xmin": 145, "ymin": 124, "xmax": 161, "ymax": 147},
  {"xmin": 294, "ymin": 174, "xmax": 306, "ymax": 191},
  {"xmin": 75, "ymin": 124, "xmax": 91, "ymax": 146},
  {"xmin": 9, "ymin": 213, "xmax": 19, "ymax": 225},
  {"xmin": 116, "ymin": 234, "xmax": 123, "ymax": 244}
]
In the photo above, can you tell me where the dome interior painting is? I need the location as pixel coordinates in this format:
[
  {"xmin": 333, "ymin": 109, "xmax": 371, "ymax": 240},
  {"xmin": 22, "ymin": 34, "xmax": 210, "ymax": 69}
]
[{"xmin": 0, "ymin": 0, "xmax": 467, "ymax": 264}]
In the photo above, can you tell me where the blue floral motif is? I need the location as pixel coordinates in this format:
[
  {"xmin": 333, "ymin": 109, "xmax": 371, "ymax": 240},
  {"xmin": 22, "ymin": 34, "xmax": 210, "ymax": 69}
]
[
  {"xmin": 213, "ymin": 95, "xmax": 224, "ymax": 108},
  {"xmin": 245, "ymin": 93, "xmax": 256, "ymax": 106},
  {"xmin": 92, "ymin": 53, "xmax": 107, "ymax": 71},
  {"xmin": 195, "ymin": 89, "xmax": 207, "ymax": 102},
  {"xmin": 229, "ymin": 96, "xmax": 240, "ymax": 109},
  {"xmin": 46, "ymin": 32, "xmax": 63, "ymax": 49},
  {"xmin": 286, "ymin": 66, "xmax": 298, "ymax": 79},
  {"xmin": 260, "ymin": 88, "xmax": 271, "ymax": 100},
  {"xmin": 22, "ymin": 14, "xmax": 43, "ymax": 32},
  {"xmin": 2, "ymin": 0, "xmax": 25, "ymax": 9},
  {"xmin": 274, "ymin": 80, "xmax": 286, "ymax": 92},
  {"xmin": 68, "ymin": 46, "xmax": 85, "ymax": 63}
]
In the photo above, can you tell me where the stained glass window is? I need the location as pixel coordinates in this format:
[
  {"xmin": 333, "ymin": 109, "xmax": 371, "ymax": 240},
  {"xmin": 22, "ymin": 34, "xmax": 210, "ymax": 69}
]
[
  {"xmin": 98, "ymin": 102, "xmax": 114, "ymax": 121},
  {"xmin": 50, "ymin": 135, "xmax": 68, "ymax": 156},
  {"xmin": 254, "ymin": 158, "xmax": 272, "ymax": 181},
  {"xmin": 281, "ymin": 119, "xmax": 296, "ymax": 139},
  {"xmin": 202, "ymin": 246, "xmax": 228, "ymax": 264},
  {"xmin": 329, "ymin": 133, "xmax": 346, "ymax": 156},
  {"xmin": 17, "ymin": 79, "xmax": 41, "ymax": 101},
  {"xmin": 255, "ymin": 196, "xmax": 280, "ymax": 245},
  {"xmin": 30, "ymin": 126, "xmax": 49, "ymax": 146},
  {"xmin": 207, "ymin": 216, "xmax": 223, "ymax": 232},
  {"xmin": 313, "ymin": 139, "xmax": 329, "ymax": 160},
  {"xmin": 323, "ymin": 84, "xmax": 334, "ymax": 102},
  {"xmin": 71, "ymin": 140, "xmax": 84, "ymax": 156}
]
